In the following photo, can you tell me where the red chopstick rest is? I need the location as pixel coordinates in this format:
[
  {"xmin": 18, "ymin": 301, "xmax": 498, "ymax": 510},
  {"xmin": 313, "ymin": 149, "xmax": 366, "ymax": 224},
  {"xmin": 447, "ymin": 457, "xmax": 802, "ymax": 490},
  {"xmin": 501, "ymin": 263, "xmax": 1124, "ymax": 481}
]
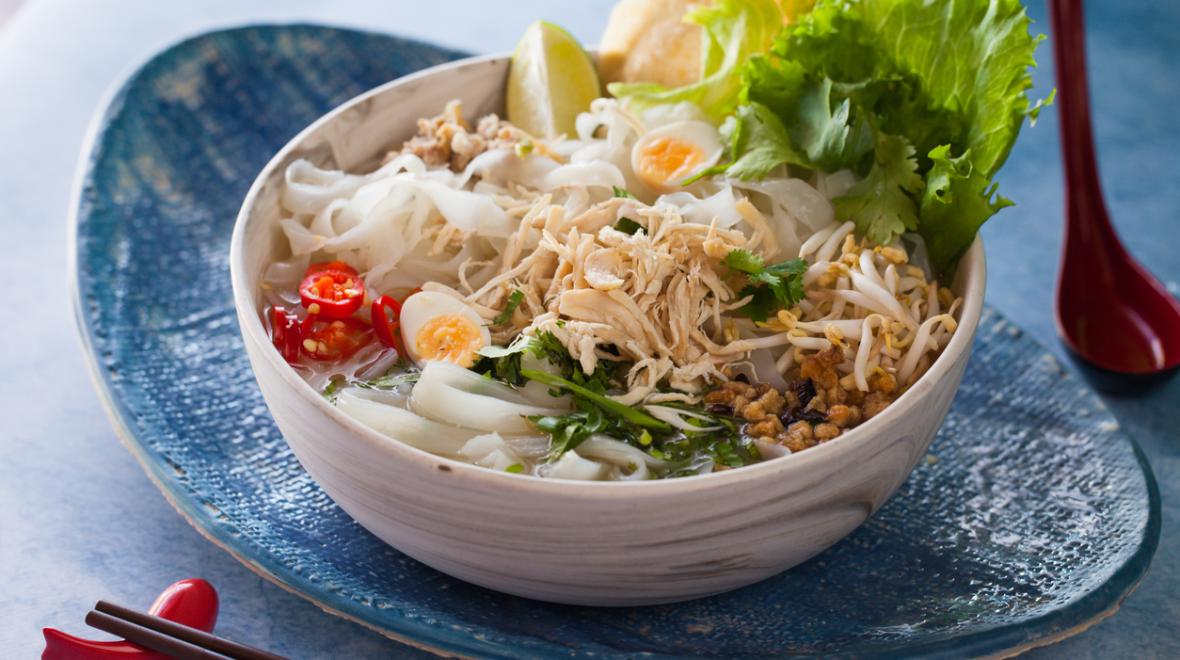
[{"xmin": 43, "ymin": 578, "xmax": 219, "ymax": 660}]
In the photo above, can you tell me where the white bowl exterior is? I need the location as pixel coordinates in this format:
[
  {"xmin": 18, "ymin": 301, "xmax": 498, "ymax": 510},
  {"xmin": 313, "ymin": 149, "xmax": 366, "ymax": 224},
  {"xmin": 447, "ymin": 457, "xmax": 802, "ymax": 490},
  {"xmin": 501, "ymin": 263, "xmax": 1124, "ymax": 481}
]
[{"xmin": 232, "ymin": 55, "xmax": 986, "ymax": 606}]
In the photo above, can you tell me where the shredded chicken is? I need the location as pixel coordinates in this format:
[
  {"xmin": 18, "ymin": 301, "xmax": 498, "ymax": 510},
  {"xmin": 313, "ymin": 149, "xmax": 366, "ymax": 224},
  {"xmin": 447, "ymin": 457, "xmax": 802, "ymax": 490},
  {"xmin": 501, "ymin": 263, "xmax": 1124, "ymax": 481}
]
[{"xmin": 460, "ymin": 197, "xmax": 770, "ymax": 403}]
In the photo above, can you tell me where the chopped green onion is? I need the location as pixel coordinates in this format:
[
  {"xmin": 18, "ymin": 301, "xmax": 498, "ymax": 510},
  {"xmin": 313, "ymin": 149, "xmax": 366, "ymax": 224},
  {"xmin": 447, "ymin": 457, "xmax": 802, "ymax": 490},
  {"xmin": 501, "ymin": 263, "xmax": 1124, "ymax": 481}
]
[
  {"xmin": 520, "ymin": 369, "xmax": 671, "ymax": 430},
  {"xmin": 614, "ymin": 217, "xmax": 644, "ymax": 235}
]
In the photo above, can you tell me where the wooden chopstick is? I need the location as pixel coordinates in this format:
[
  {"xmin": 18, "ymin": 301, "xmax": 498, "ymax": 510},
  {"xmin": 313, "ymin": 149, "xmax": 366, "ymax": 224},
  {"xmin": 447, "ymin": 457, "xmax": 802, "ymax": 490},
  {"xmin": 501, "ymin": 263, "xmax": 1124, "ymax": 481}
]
[
  {"xmin": 85, "ymin": 610, "xmax": 232, "ymax": 659},
  {"xmin": 86, "ymin": 600, "xmax": 287, "ymax": 660}
]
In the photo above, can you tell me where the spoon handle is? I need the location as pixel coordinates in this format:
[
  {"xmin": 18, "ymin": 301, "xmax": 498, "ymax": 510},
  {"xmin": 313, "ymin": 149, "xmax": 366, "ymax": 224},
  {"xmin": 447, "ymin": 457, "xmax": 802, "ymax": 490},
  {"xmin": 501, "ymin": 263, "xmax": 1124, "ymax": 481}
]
[{"xmin": 1048, "ymin": 0, "xmax": 1117, "ymax": 244}]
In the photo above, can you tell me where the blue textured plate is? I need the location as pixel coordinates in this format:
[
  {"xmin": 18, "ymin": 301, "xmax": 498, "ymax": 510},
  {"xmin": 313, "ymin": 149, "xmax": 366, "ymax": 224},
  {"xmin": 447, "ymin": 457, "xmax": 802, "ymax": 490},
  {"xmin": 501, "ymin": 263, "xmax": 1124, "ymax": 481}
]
[{"xmin": 72, "ymin": 25, "xmax": 1160, "ymax": 658}]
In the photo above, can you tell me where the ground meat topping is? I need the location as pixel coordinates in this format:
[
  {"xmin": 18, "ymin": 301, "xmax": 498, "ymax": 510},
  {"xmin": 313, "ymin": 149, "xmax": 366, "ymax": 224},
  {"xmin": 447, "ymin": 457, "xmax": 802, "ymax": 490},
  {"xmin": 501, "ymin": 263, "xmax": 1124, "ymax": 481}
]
[
  {"xmin": 396, "ymin": 100, "xmax": 524, "ymax": 172},
  {"xmin": 705, "ymin": 347, "xmax": 900, "ymax": 456}
]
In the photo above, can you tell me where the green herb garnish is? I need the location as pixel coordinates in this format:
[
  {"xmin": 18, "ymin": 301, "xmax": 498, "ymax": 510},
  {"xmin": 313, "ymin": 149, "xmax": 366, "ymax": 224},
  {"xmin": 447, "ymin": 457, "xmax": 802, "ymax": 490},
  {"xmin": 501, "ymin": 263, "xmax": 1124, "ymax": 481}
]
[
  {"xmin": 612, "ymin": 185, "xmax": 637, "ymax": 199},
  {"xmin": 531, "ymin": 402, "xmax": 614, "ymax": 458},
  {"xmin": 493, "ymin": 289, "xmax": 524, "ymax": 325},
  {"xmin": 724, "ymin": 249, "xmax": 807, "ymax": 321},
  {"xmin": 614, "ymin": 217, "xmax": 644, "ymax": 235},
  {"xmin": 521, "ymin": 369, "xmax": 670, "ymax": 430},
  {"xmin": 322, "ymin": 378, "xmax": 344, "ymax": 401},
  {"xmin": 477, "ymin": 331, "xmax": 764, "ymax": 474},
  {"xmin": 353, "ymin": 369, "xmax": 421, "ymax": 391},
  {"xmin": 505, "ymin": 463, "xmax": 525, "ymax": 474}
]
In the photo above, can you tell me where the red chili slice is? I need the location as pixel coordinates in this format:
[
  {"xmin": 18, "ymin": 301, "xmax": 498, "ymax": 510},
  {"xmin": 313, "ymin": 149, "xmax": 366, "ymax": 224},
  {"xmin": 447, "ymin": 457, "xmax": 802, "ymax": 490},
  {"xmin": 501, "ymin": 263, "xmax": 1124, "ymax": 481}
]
[
  {"xmin": 371, "ymin": 295, "xmax": 403, "ymax": 350},
  {"xmin": 269, "ymin": 306, "xmax": 303, "ymax": 363},
  {"xmin": 305, "ymin": 260, "xmax": 358, "ymax": 277},
  {"xmin": 299, "ymin": 268, "xmax": 366, "ymax": 318},
  {"xmin": 300, "ymin": 316, "xmax": 372, "ymax": 361}
]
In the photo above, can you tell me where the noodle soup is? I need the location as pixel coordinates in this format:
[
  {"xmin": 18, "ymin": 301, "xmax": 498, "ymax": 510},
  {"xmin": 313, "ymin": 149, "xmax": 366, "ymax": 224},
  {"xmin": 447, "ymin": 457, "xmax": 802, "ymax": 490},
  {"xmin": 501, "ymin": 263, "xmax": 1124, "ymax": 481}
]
[{"xmin": 259, "ymin": 99, "xmax": 960, "ymax": 480}]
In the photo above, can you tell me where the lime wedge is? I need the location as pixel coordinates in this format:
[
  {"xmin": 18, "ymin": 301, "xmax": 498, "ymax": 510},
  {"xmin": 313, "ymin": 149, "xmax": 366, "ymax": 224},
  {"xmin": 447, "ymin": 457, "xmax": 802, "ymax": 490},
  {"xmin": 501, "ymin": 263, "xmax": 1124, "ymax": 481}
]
[{"xmin": 507, "ymin": 21, "xmax": 601, "ymax": 139}]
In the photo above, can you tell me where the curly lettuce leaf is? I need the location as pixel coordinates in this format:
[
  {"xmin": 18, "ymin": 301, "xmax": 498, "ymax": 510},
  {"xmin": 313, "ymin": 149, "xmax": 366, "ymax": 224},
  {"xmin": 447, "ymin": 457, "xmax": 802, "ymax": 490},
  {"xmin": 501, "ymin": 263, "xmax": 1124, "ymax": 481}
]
[
  {"xmin": 742, "ymin": 54, "xmax": 806, "ymax": 109},
  {"xmin": 919, "ymin": 145, "xmax": 1014, "ymax": 273},
  {"xmin": 608, "ymin": 0, "xmax": 783, "ymax": 121},
  {"xmin": 732, "ymin": 0, "xmax": 1045, "ymax": 272},
  {"xmin": 784, "ymin": 0, "xmax": 1043, "ymax": 177}
]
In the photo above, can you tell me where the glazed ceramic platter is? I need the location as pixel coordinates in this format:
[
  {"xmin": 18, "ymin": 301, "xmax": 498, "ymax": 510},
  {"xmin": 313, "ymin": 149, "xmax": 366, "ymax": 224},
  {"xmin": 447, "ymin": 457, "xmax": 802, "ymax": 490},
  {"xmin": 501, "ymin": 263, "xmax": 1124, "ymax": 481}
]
[{"xmin": 72, "ymin": 25, "xmax": 1159, "ymax": 658}]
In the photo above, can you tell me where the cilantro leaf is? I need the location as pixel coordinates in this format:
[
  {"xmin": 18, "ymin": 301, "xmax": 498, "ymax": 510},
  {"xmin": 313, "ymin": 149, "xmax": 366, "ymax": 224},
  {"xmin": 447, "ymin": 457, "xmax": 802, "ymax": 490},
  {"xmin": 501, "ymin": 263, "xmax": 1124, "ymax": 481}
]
[
  {"xmin": 531, "ymin": 402, "xmax": 611, "ymax": 459},
  {"xmin": 834, "ymin": 131, "xmax": 923, "ymax": 245},
  {"xmin": 793, "ymin": 76, "xmax": 876, "ymax": 172},
  {"xmin": 722, "ymin": 103, "xmax": 809, "ymax": 181},
  {"xmin": 725, "ymin": 250, "xmax": 808, "ymax": 321},
  {"xmin": 493, "ymin": 289, "xmax": 524, "ymax": 325},
  {"xmin": 764, "ymin": 258, "xmax": 808, "ymax": 304},
  {"xmin": 736, "ymin": 286, "xmax": 778, "ymax": 322},
  {"xmin": 612, "ymin": 186, "xmax": 637, "ymax": 199},
  {"xmin": 723, "ymin": 248, "xmax": 765, "ymax": 275}
]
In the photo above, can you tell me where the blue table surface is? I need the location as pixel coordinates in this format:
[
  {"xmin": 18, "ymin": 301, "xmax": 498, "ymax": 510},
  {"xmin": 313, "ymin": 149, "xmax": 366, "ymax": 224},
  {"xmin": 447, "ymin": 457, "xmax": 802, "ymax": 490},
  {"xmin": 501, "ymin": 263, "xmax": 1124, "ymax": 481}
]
[{"xmin": 1, "ymin": 0, "xmax": 1176, "ymax": 657}]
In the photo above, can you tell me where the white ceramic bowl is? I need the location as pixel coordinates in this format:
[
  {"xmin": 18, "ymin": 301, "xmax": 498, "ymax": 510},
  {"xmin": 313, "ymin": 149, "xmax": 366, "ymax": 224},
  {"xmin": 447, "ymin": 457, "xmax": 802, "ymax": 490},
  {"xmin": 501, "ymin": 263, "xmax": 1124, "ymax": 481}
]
[{"xmin": 230, "ymin": 53, "xmax": 986, "ymax": 606}]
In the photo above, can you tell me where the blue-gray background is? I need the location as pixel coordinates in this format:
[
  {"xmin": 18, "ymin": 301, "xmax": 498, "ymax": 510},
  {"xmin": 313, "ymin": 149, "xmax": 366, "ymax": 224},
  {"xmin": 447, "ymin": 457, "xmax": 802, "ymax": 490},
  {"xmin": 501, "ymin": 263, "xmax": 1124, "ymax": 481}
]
[{"xmin": 1, "ymin": 0, "xmax": 1176, "ymax": 657}]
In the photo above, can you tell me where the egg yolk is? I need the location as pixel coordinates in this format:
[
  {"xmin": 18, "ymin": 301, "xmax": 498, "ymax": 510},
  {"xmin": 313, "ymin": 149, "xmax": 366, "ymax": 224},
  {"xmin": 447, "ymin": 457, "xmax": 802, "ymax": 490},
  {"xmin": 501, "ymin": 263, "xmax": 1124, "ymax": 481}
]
[
  {"xmin": 637, "ymin": 137, "xmax": 705, "ymax": 187},
  {"xmin": 415, "ymin": 314, "xmax": 484, "ymax": 367}
]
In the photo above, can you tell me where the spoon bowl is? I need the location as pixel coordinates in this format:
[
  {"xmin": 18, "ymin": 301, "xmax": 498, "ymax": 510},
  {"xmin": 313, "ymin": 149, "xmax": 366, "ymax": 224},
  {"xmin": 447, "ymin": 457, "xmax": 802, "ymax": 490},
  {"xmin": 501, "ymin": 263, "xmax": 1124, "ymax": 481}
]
[{"xmin": 1050, "ymin": 0, "xmax": 1180, "ymax": 380}]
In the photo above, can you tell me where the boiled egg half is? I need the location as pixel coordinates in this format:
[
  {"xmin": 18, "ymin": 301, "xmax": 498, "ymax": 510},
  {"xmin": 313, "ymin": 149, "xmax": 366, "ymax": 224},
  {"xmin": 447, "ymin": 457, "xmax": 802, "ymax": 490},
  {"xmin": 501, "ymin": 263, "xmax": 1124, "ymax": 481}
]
[
  {"xmin": 399, "ymin": 291, "xmax": 491, "ymax": 367},
  {"xmin": 630, "ymin": 120, "xmax": 723, "ymax": 193}
]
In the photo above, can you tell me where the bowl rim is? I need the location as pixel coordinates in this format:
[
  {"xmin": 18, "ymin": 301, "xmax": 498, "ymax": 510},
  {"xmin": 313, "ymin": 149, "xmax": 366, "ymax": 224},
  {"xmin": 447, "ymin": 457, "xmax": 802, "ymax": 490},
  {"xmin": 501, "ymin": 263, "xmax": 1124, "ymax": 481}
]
[{"xmin": 229, "ymin": 51, "xmax": 987, "ymax": 496}]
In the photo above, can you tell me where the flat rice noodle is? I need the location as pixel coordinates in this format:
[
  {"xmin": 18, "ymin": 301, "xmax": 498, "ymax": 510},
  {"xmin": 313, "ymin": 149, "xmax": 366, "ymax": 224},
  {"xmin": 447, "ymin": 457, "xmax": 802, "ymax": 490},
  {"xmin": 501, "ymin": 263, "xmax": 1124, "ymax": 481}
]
[
  {"xmin": 411, "ymin": 178, "xmax": 512, "ymax": 237},
  {"xmin": 335, "ymin": 389, "xmax": 472, "ymax": 458},
  {"xmin": 577, "ymin": 435, "xmax": 665, "ymax": 480},
  {"xmin": 459, "ymin": 432, "xmax": 524, "ymax": 471},
  {"xmin": 411, "ymin": 361, "xmax": 567, "ymax": 434},
  {"xmin": 542, "ymin": 450, "xmax": 607, "ymax": 480},
  {"xmin": 657, "ymin": 187, "xmax": 743, "ymax": 228},
  {"xmin": 463, "ymin": 148, "xmax": 560, "ymax": 189},
  {"xmin": 542, "ymin": 162, "xmax": 626, "ymax": 191}
]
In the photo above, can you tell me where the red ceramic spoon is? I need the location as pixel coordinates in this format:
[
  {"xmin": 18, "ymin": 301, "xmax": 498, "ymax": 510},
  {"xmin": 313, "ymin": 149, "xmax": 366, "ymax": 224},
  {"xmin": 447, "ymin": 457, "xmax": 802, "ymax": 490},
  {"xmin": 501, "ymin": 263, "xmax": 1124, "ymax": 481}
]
[{"xmin": 1050, "ymin": 0, "xmax": 1180, "ymax": 377}]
